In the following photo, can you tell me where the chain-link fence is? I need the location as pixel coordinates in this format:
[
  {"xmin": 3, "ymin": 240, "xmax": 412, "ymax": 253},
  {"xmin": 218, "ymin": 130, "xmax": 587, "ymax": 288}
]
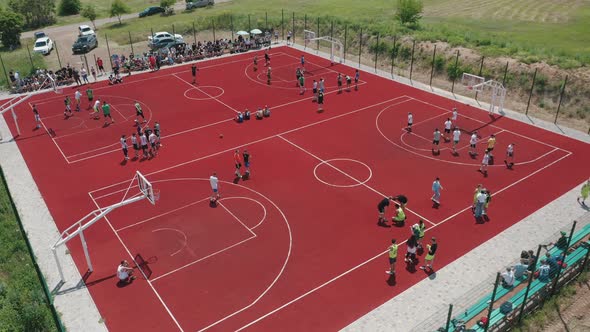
[{"xmin": 2, "ymin": 11, "xmax": 589, "ymax": 133}]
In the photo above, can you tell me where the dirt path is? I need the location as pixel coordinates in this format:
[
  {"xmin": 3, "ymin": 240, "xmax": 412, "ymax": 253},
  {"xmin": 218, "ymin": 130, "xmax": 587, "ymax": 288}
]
[{"xmin": 543, "ymin": 281, "xmax": 590, "ymax": 332}]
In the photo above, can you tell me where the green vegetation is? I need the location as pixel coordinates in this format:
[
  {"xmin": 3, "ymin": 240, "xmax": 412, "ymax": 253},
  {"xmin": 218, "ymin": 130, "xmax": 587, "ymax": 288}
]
[
  {"xmin": 58, "ymin": 0, "xmax": 81, "ymax": 16},
  {"xmin": 0, "ymin": 169, "xmax": 58, "ymax": 331},
  {"xmin": 110, "ymin": 0, "xmax": 131, "ymax": 25},
  {"xmin": 81, "ymin": 4, "xmax": 97, "ymax": 30},
  {"xmin": 0, "ymin": 7, "xmax": 24, "ymax": 48},
  {"xmin": 396, "ymin": 0, "xmax": 423, "ymax": 27},
  {"xmin": 0, "ymin": 38, "xmax": 46, "ymax": 89}
]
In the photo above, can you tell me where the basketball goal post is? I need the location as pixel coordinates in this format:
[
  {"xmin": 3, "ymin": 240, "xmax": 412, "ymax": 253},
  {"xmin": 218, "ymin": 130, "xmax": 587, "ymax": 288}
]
[
  {"xmin": 52, "ymin": 171, "xmax": 158, "ymax": 282},
  {"xmin": 461, "ymin": 73, "xmax": 507, "ymax": 114},
  {"xmin": 0, "ymin": 75, "xmax": 59, "ymax": 141},
  {"xmin": 304, "ymin": 29, "xmax": 344, "ymax": 64}
]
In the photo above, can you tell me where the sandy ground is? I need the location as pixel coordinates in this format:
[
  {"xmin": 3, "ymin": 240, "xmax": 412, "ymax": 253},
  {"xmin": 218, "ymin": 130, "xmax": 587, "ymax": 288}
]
[{"xmin": 543, "ymin": 280, "xmax": 590, "ymax": 332}]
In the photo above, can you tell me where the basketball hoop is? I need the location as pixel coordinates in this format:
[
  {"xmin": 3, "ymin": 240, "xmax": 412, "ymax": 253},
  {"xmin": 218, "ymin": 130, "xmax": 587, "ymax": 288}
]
[{"xmin": 152, "ymin": 189, "xmax": 161, "ymax": 202}]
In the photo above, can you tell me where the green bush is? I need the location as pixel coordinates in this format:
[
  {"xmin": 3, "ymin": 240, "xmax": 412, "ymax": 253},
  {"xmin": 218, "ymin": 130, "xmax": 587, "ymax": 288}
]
[
  {"xmin": 58, "ymin": 0, "xmax": 81, "ymax": 16},
  {"xmin": 433, "ymin": 55, "xmax": 445, "ymax": 74}
]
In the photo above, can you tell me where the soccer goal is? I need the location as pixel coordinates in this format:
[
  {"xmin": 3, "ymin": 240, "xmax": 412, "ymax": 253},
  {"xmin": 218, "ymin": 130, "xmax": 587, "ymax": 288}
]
[
  {"xmin": 51, "ymin": 171, "xmax": 158, "ymax": 282},
  {"xmin": 462, "ymin": 73, "xmax": 507, "ymax": 114},
  {"xmin": 0, "ymin": 75, "xmax": 58, "ymax": 141},
  {"xmin": 304, "ymin": 29, "xmax": 344, "ymax": 64}
]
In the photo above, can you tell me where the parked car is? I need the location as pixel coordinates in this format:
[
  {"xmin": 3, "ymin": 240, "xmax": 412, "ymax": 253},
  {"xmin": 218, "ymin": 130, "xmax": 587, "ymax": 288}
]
[
  {"xmin": 34, "ymin": 31, "xmax": 47, "ymax": 40},
  {"xmin": 33, "ymin": 37, "xmax": 53, "ymax": 55},
  {"xmin": 72, "ymin": 34, "xmax": 98, "ymax": 54},
  {"xmin": 150, "ymin": 37, "xmax": 176, "ymax": 50},
  {"xmin": 148, "ymin": 32, "xmax": 183, "ymax": 48},
  {"xmin": 139, "ymin": 6, "xmax": 165, "ymax": 18},
  {"xmin": 78, "ymin": 25, "xmax": 95, "ymax": 36},
  {"xmin": 158, "ymin": 41, "xmax": 187, "ymax": 55},
  {"xmin": 186, "ymin": 0, "xmax": 214, "ymax": 10}
]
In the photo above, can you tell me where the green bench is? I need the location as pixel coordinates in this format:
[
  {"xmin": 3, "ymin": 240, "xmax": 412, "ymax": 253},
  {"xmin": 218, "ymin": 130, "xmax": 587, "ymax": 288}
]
[
  {"xmin": 469, "ymin": 243, "xmax": 589, "ymax": 331},
  {"xmin": 446, "ymin": 224, "xmax": 590, "ymax": 332}
]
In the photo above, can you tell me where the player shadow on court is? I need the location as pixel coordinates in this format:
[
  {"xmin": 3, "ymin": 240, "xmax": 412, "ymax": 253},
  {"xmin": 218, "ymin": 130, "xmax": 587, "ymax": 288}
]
[
  {"xmin": 423, "ymin": 268, "xmax": 437, "ymax": 280},
  {"xmin": 386, "ymin": 274, "xmax": 397, "ymax": 286}
]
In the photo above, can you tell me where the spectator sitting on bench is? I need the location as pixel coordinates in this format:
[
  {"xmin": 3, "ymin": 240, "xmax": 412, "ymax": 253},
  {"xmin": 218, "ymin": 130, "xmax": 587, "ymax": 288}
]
[
  {"xmin": 501, "ymin": 267, "xmax": 515, "ymax": 287},
  {"xmin": 520, "ymin": 250, "xmax": 531, "ymax": 265},
  {"xmin": 256, "ymin": 107, "xmax": 263, "ymax": 119},
  {"xmin": 263, "ymin": 105, "xmax": 271, "ymax": 117},
  {"xmin": 236, "ymin": 112, "xmax": 244, "ymax": 123},
  {"xmin": 244, "ymin": 109, "xmax": 251, "ymax": 120},
  {"xmin": 537, "ymin": 260, "xmax": 550, "ymax": 282},
  {"xmin": 513, "ymin": 261, "xmax": 529, "ymax": 280},
  {"xmin": 108, "ymin": 74, "xmax": 123, "ymax": 85}
]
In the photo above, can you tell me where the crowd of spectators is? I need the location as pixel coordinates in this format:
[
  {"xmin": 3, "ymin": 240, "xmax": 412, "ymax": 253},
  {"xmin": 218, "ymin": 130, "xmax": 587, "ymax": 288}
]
[{"xmin": 8, "ymin": 31, "xmax": 274, "ymax": 94}]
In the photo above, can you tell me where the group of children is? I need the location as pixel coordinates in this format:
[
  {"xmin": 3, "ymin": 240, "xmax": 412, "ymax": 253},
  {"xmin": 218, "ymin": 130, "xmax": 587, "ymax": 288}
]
[
  {"xmin": 235, "ymin": 106, "xmax": 271, "ymax": 122},
  {"xmin": 387, "ymin": 219, "xmax": 438, "ymax": 276},
  {"xmin": 121, "ymin": 120, "xmax": 161, "ymax": 161}
]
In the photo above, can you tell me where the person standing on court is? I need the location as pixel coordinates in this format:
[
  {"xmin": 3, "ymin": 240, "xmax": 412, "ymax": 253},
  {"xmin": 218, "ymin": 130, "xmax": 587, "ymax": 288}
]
[
  {"xmin": 431, "ymin": 177, "xmax": 443, "ymax": 207},
  {"xmin": 386, "ymin": 239, "xmax": 398, "ymax": 275},
  {"xmin": 474, "ymin": 189, "xmax": 487, "ymax": 219},
  {"xmin": 267, "ymin": 66, "xmax": 272, "ymax": 85},
  {"xmin": 234, "ymin": 150, "xmax": 243, "ymax": 179},
  {"xmin": 420, "ymin": 237, "xmax": 438, "ymax": 270},
  {"xmin": 504, "ymin": 143, "xmax": 515, "ymax": 169},
  {"xmin": 432, "ymin": 128, "xmax": 441, "ymax": 154},
  {"xmin": 317, "ymin": 90, "xmax": 324, "ymax": 112},
  {"xmin": 210, "ymin": 172, "xmax": 220, "ymax": 201},
  {"xmin": 120, "ymin": 135, "xmax": 129, "ymax": 161},
  {"xmin": 407, "ymin": 112, "xmax": 413, "ymax": 132},
  {"xmin": 578, "ymin": 179, "xmax": 590, "ymax": 206},
  {"xmin": 191, "ymin": 63, "xmax": 198, "ymax": 84},
  {"xmin": 243, "ymin": 150, "xmax": 251, "ymax": 178}
]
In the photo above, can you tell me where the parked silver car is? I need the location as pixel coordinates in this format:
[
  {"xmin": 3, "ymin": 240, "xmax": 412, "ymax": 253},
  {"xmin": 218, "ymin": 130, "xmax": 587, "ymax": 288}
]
[{"xmin": 186, "ymin": 0, "xmax": 214, "ymax": 10}]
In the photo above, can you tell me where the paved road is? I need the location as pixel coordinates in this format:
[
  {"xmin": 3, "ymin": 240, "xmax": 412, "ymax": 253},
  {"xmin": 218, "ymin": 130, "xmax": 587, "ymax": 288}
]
[{"xmin": 21, "ymin": 0, "xmax": 230, "ymax": 40}]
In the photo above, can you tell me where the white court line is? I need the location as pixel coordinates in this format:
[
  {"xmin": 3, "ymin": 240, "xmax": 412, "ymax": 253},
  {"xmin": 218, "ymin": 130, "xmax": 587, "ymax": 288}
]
[
  {"xmin": 408, "ymin": 97, "xmax": 572, "ymax": 153},
  {"xmin": 218, "ymin": 196, "xmax": 268, "ymax": 230},
  {"xmin": 67, "ymin": 77, "xmax": 373, "ymax": 164},
  {"xmin": 110, "ymin": 104, "xmax": 131, "ymax": 121},
  {"xmin": 151, "ymin": 228, "xmax": 188, "ymax": 257},
  {"xmin": 39, "ymin": 119, "xmax": 71, "ymax": 164},
  {"xmin": 116, "ymin": 197, "xmax": 211, "ymax": 232},
  {"xmin": 277, "ymin": 135, "xmax": 435, "ymax": 226},
  {"xmin": 172, "ymin": 74, "xmax": 240, "ymax": 114},
  {"xmin": 218, "ymin": 201, "xmax": 257, "ymax": 237},
  {"xmin": 88, "ymin": 96, "xmax": 411, "ymax": 195},
  {"xmin": 87, "ymin": 193, "xmax": 184, "ymax": 332},
  {"xmin": 30, "ymin": 53, "xmax": 288, "ymax": 106},
  {"xmin": 235, "ymin": 149, "xmax": 573, "ymax": 332},
  {"xmin": 150, "ymin": 234, "xmax": 257, "ymax": 283}
]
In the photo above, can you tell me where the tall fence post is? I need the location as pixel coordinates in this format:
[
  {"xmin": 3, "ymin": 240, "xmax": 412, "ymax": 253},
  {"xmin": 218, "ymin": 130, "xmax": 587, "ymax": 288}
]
[
  {"xmin": 248, "ymin": 14, "xmax": 251, "ymax": 33},
  {"xmin": 374, "ymin": 34, "xmax": 379, "ymax": 73},
  {"xmin": 525, "ymin": 68, "xmax": 537, "ymax": 115},
  {"xmin": 26, "ymin": 44, "xmax": 35, "ymax": 73},
  {"xmin": 128, "ymin": 31, "xmax": 134, "ymax": 55},
  {"xmin": 292, "ymin": 12, "xmax": 295, "ymax": 44},
  {"xmin": 475, "ymin": 56, "xmax": 485, "ymax": 100},
  {"xmin": 105, "ymin": 34, "xmax": 113, "ymax": 69},
  {"xmin": 83, "ymin": 54, "xmax": 90, "ymax": 72},
  {"xmin": 229, "ymin": 15, "xmax": 233, "ymax": 40},
  {"xmin": 0, "ymin": 54, "xmax": 10, "ymax": 89},
  {"xmin": 391, "ymin": 36, "xmax": 397, "ymax": 77},
  {"xmin": 343, "ymin": 25, "xmax": 347, "ymax": 63},
  {"xmin": 409, "ymin": 40, "xmax": 416, "ymax": 81},
  {"xmin": 281, "ymin": 9, "xmax": 285, "ymax": 40},
  {"xmin": 502, "ymin": 61, "xmax": 509, "ymax": 86},
  {"xmin": 451, "ymin": 50, "xmax": 459, "ymax": 94},
  {"xmin": 429, "ymin": 44, "xmax": 437, "ymax": 86},
  {"xmin": 316, "ymin": 17, "xmax": 320, "ymax": 51},
  {"xmin": 330, "ymin": 20, "xmax": 334, "ymax": 40},
  {"xmin": 172, "ymin": 24, "xmax": 176, "ymax": 39},
  {"xmin": 551, "ymin": 221, "xmax": 577, "ymax": 295},
  {"xmin": 518, "ymin": 245, "xmax": 543, "ymax": 322},
  {"xmin": 54, "ymin": 42, "xmax": 62, "ymax": 69},
  {"xmin": 484, "ymin": 273, "xmax": 502, "ymax": 332},
  {"xmin": 444, "ymin": 304, "xmax": 454, "ymax": 332},
  {"xmin": 193, "ymin": 21, "xmax": 197, "ymax": 44},
  {"xmin": 554, "ymin": 75, "xmax": 568, "ymax": 124},
  {"xmin": 304, "ymin": 14, "xmax": 308, "ymax": 50},
  {"xmin": 93, "ymin": 54, "xmax": 97, "ymax": 70},
  {"xmin": 265, "ymin": 12, "xmax": 268, "ymax": 32},
  {"xmin": 358, "ymin": 28, "xmax": 362, "ymax": 68},
  {"xmin": 212, "ymin": 20, "xmax": 216, "ymax": 41},
  {"xmin": 151, "ymin": 27, "xmax": 155, "ymax": 43}
]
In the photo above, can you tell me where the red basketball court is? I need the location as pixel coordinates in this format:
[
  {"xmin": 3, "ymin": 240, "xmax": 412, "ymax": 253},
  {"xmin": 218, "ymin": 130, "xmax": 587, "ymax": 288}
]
[{"xmin": 3, "ymin": 46, "xmax": 588, "ymax": 331}]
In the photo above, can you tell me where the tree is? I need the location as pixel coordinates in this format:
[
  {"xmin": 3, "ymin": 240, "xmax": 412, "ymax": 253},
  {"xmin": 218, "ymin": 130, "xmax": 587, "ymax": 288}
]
[
  {"xmin": 110, "ymin": 0, "xmax": 130, "ymax": 25},
  {"xmin": 8, "ymin": 0, "xmax": 56, "ymax": 29},
  {"xmin": 160, "ymin": 0, "xmax": 176, "ymax": 15},
  {"xmin": 0, "ymin": 8, "xmax": 24, "ymax": 48},
  {"xmin": 58, "ymin": 0, "xmax": 81, "ymax": 16},
  {"xmin": 81, "ymin": 4, "xmax": 97, "ymax": 30},
  {"xmin": 396, "ymin": 0, "xmax": 423, "ymax": 27}
]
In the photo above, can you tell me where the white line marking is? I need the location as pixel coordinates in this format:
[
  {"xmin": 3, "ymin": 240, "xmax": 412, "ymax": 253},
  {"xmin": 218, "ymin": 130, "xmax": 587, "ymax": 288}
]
[
  {"xmin": 218, "ymin": 201, "xmax": 257, "ymax": 237},
  {"xmin": 152, "ymin": 228, "xmax": 188, "ymax": 257},
  {"xmin": 87, "ymin": 193, "xmax": 184, "ymax": 331},
  {"xmin": 116, "ymin": 197, "xmax": 211, "ymax": 232},
  {"xmin": 39, "ymin": 118, "xmax": 71, "ymax": 164},
  {"xmin": 87, "ymin": 96, "xmax": 411, "ymax": 195},
  {"xmin": 173, "ymin": 74, "xmax": 239, "ymax": 114},
  {"xmin": 278, "ymin": 135, "xmax": 435, "ymax": 226},
  {"xmin": 313, "ymin": 158, "xmax": 373, "ymax": 188},
  {"xmin": 218, "ymin": 196, "xmax": 267, "ymax": 230},
  {"xmin": 235, "ymin": 149, "xmax": 573, "ymax": 332}
]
